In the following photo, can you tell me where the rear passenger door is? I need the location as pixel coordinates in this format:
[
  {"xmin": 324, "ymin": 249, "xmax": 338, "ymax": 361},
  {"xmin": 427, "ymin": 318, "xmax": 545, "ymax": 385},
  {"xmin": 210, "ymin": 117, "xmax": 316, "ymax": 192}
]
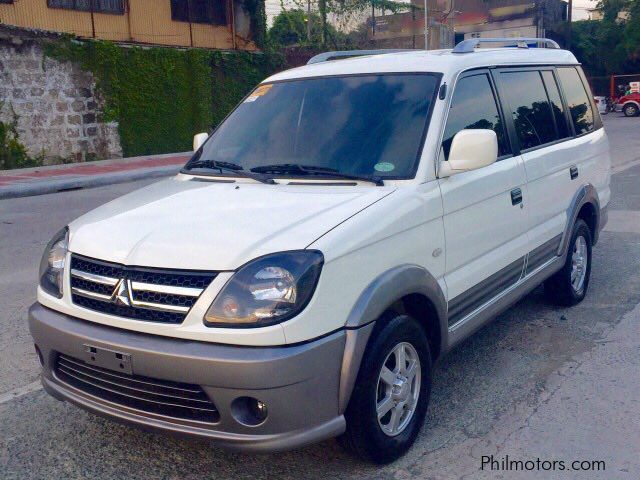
[
  {"xmin": 438, "ymin": 70, "xmax": 529, "ymax": 328},
  {"xmin": 494, "ymin": 67, "xmax": 578, "ymax": 273}
]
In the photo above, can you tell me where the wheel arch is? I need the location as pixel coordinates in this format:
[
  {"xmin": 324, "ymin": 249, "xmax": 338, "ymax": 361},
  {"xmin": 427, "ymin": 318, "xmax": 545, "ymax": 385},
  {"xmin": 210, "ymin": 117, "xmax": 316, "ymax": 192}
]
[
  {"xmin": 559, "ymin": 184, "xmax": 601, "ymax": 257},
  {"xmin": 338, "ymin": 265, "xmax": 447, "ymax": 413}
]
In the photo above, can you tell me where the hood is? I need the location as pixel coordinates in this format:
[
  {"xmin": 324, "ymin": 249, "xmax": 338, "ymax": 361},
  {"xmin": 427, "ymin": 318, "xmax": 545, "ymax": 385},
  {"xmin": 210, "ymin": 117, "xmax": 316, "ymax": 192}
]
[{"xmin": 69, "ymin": 176, "xmax": 393, "ymax": 270}]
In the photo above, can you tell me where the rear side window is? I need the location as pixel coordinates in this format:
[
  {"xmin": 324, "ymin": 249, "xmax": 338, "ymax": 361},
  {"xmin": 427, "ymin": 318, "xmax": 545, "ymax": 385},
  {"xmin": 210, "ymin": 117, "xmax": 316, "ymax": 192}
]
[
  {"xmin": 557, "ymin": 67, "xmax": 595, "ymax": 135},
  {"xmin": 499, "ymin": 70, "xmax": 557, "ymax": 150},
  {"xmin": 442, "ymin": 73, "xmax": 509, "ymax": 159},
  {"xmin": 541, "ymin": 71, "xmax": 571, "ymax": 140}
]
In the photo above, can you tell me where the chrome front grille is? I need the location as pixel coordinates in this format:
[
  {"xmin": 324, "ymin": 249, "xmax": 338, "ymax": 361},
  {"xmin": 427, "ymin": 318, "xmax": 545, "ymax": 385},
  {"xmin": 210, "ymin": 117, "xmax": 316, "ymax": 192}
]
[
  {"xmin": 55, "ymin": 354, "xmax": 220, "ymax": 423},
  {"xmin": 69, "ymin": 255, "xmax": 217, "ymax": 324}
]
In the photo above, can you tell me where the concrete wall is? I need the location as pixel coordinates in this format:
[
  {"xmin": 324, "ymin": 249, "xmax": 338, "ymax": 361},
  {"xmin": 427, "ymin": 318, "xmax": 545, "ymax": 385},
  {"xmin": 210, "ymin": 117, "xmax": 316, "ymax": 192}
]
[{"xmin": 0, "ymin": 35, "xmax": 122, "ymax": 164}]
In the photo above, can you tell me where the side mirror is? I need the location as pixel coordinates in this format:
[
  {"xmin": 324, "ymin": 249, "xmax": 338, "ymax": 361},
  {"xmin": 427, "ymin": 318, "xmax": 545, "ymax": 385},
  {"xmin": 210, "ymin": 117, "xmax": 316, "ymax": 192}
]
[
  {"xmin": 193, "ymin": 132, "xmax": 209, "ymax": 151},
  {"xmin": 439, "ymin": 129, "xmax": 498, "ymax": 177}
]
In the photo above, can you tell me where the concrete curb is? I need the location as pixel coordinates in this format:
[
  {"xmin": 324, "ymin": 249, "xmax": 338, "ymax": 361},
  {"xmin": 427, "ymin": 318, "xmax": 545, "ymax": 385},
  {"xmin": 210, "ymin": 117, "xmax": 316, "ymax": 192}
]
[
  {"xmin": 0, "ymin": 151, "xmax": 191, "ymax": 176},
  {"xmin": 0, "ymin": 151, "xmax": 191, "ymax": 200},
  {"xmin": 0, "ymin": 165, "xmax": 182, "ymax": 200}
]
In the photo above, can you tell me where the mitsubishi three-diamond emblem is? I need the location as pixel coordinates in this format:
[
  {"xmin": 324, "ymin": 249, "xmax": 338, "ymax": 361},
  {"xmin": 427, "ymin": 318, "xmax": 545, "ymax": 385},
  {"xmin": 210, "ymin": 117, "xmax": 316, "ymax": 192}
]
[{"xmin": 112, "ymin": 278, "xmax": 132, "ymax": 306}]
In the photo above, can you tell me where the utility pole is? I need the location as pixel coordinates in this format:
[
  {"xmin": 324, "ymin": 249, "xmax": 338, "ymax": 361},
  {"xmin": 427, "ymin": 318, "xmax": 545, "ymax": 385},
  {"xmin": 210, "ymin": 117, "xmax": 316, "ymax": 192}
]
[
  {"xmin": 372, "ymin": 0, "xmax": 376, "ymax": 37},
  {"xmin": 567, "ymin": 0, "xmax": 572, "ymax": 49},
  {"xmin": 319, "ymin": 0, "xmax": 327, "ymax": 46},
  {"xmin": 307, "ymin": 0, "xmax": 312, "ymax": 42},
  {"xmin": 424, "ymin": 0, "xmax": 429, "ymax": 49}
]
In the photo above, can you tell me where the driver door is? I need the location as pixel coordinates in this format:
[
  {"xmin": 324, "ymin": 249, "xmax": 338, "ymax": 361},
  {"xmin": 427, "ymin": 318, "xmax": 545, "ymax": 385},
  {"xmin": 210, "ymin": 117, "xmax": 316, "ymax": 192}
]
[{"xmin": 438, "ymin": 70, "xmax": 529, "ymax": 329}]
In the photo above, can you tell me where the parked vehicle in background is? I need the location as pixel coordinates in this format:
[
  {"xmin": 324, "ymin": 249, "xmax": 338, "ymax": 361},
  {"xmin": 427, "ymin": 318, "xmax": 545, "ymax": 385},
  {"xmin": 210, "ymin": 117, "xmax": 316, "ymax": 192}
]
[
  {"xmin": 29, "ymin": 38, "xmax": 611, "ymax": 464},
  {"xmin": 615, "ymin": 92, "xmax": 640, "ymax": 116},
  {"xmin": 594, "ymin": 96, "xmax": 608, "ymax": 115}
]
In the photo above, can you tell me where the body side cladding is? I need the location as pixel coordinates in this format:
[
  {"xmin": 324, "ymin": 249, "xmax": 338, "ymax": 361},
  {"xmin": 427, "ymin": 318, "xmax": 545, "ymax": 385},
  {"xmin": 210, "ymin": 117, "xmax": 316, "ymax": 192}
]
[
  {"xmin": 447, "ymin": 254, "xmax": 565, "ymax": 349},
  {"xmin": 558, "ymin": 183, "xmax": 600, "ymax": 255},
  {"xmin": 337, "ymin": 265, "xmax": 447, "ymax": 413},
  {"xmin": 526, "ymin": 234, "xmax": 562, "ymax": 274},
  {"xmin": 447, "ymin": 256, "xmax": 525, "ymax": 326}
]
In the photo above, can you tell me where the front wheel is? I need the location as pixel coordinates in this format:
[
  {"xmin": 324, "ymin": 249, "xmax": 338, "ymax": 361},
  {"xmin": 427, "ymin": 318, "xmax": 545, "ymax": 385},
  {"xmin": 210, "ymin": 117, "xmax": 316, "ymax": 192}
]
[
  {"xmin": 623, "ymin": 103, "xmax": 639, "ymax": 117},
  {"xmin": 339, "ymin": 313, "xmax": 431, "ymax": 464}
]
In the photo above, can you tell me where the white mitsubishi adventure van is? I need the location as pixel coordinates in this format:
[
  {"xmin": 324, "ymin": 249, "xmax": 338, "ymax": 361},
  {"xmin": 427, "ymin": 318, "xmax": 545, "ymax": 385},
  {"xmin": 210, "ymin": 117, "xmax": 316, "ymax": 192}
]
[{"xmin": 30, "ymin": 38, "xmax": 610, "ymax": 464}]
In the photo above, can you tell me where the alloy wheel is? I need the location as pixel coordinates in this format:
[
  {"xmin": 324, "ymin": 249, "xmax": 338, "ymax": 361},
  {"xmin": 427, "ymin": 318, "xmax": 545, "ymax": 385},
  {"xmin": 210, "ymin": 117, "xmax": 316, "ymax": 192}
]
[
  {"xmin": 570, "ymin": 235, "xmax": 588, "ymax": 293},
  {"xmin": 376, "ymin": 342, "xmax": 421, "ymax": 437}
]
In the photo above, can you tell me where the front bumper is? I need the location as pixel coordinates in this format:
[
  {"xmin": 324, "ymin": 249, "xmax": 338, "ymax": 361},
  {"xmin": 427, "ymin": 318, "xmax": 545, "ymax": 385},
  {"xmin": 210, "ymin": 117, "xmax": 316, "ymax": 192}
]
[{"xmin": 28, "ymin": 303, "xmax": 347, "ymax": 452}]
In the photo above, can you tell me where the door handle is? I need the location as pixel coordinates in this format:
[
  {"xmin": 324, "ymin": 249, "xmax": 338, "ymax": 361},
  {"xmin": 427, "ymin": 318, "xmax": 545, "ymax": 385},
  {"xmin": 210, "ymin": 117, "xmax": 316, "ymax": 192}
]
[
  {"xmin": 570, "ymin": 165, "xmax": 579, "ymax": 180},
  {"xmin": 511, "ymin": 188, "xmax": 523, "ymax": 206}
]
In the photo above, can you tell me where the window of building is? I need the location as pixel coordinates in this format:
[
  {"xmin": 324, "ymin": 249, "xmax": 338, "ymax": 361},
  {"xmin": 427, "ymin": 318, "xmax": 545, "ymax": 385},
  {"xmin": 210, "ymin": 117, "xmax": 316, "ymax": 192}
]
[
  {"xmin": 170, "ymin": 0, "xmax": 227, "ymax": 25},
  {"xmin": 47, "ymin": 0, "xmax": 125, "ymax": 14},
  {"xmin": 442, "ymin": 73, "xmax": 510, "ymax": 160},
  {"xmin": 556, "ymin": 67, "xmax": 595, "ymax": 135},
  {"xmin": 499, "ymin": 70, "xmax": 558, "ymax": 150},
  {"xmin": 541, "ymin": 70, "xmax": 571, "ymax": 140}
]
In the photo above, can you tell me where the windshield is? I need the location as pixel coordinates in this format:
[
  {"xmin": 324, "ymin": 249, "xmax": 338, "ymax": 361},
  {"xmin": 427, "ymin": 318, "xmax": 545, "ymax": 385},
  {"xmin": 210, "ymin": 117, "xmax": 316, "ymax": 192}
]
[{"xmin": 186, "ymin": 73, "xmax": 440, "ymax": 179}]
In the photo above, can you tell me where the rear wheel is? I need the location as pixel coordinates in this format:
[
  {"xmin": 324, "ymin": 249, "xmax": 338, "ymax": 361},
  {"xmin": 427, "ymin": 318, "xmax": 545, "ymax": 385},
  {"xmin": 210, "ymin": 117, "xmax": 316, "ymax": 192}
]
[
  {"xmin": 623, "ymin": 103, "xmax": 639, "ymax": 117},
  {"xmin": 544, "ymin": 219, "xmax": 592, "ymax": 306},
  {"xmin": 339, "ymin": 313, "xmax": 431, "ymax": 464}
]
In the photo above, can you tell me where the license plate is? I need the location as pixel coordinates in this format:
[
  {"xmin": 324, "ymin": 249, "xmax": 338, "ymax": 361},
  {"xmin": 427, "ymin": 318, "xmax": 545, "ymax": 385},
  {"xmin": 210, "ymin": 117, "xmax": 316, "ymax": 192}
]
[{"xmin": 83, "ymin": 344, "xmax": 132, "ymax": 375}]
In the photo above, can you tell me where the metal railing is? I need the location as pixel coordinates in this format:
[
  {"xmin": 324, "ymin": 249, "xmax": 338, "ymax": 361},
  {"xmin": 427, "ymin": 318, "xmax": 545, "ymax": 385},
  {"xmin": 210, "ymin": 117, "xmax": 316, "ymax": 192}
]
[
  {"xmin": 307, "ymin": 49, "xmax": 414, "ymax": 65},
  {"xmin": 452, "ymin": 38, "xmax": 561, "ymax": 54}
]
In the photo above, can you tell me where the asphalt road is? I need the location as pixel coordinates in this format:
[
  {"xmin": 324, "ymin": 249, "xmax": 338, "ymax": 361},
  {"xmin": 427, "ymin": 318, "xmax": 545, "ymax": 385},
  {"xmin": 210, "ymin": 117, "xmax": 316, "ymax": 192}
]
[{"xmin": 1, "ymin": 114, "xmax": 639, "ymax": 479}]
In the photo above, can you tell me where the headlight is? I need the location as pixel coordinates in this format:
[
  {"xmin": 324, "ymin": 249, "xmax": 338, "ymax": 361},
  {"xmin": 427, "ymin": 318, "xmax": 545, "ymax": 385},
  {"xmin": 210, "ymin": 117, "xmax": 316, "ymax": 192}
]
[
  {"xmin": 204, "ymin": 251, "xmax": 323, "ymax": 327},
  {"xmin": 39, "ymin": 227, "xmax": 69, "ymax": 298}
]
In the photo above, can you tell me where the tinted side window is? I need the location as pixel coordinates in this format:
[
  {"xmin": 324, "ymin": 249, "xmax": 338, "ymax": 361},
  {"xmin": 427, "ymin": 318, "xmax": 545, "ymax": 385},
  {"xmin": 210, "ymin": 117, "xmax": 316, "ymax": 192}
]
[
  {"xmin": 442, "ymin": 74, "xmax": 509, "ymax": 159},
  {"xmin": 500, "ymin": 71, "xmax": 557, "ymax": 150},
  {"xmin": 557, "ymin": 67, "xmax": 594, "ymax": 135},
  {"xmin": 541, "ymin": 71, "xmax": 571, "ymax": 139}
]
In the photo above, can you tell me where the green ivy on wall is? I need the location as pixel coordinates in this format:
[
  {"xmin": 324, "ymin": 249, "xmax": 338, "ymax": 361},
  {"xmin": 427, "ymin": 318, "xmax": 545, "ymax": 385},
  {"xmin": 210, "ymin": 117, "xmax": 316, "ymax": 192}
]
[
  {"xmin": 0, "ymin": 102, "xmax": 38, "ymax": 170},
  {"xmin": 44, "ymin": 38, "xmax": 283, "ymax": 158}
]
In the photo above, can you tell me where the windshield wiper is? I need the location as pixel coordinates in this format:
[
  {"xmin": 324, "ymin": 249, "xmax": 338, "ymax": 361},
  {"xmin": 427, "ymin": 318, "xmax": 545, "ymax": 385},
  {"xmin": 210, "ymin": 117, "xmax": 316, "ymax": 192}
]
[
  {"xmin": 250, "ymin": 164, "xmax": 384, "ymax": 186},
  {"xmin": 183, "ymin": 159, "xmax": 275, "ymax": 184},
  {"xmin": 185, "ymin": 158, "xmax": 244, "ymax": 172}
]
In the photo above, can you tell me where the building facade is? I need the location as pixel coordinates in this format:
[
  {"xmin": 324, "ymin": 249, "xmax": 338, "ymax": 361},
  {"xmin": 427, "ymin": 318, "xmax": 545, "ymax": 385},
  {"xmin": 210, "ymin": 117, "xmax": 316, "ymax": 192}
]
[
  {"xmin": 368, "ymin": 0, "xmax": 455, "ymax": 50},
  {"xmin": 0, "ymin": 0, "xmax": 255, "ymax": 50},
  {"xmin": 453, "ymin": 0, "xmax": 568, "ymax": 40}
]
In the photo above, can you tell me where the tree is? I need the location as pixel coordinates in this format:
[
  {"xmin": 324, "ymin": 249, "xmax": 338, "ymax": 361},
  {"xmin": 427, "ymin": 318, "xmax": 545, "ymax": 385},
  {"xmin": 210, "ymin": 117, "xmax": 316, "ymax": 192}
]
[
  {"xmin": 568, "ymin": 0, "xmax": 640, "ymax": 78},
  {"xmin": 269, "ymin": 9, "xmax": 341, "ymax": 47},
  {"xmin": 624, "ymin": 0, "xmax": 640, "ymax": 59},
  {"xmin": 269, "ymin": 0, "xmax": 413, "ymax": 48}
]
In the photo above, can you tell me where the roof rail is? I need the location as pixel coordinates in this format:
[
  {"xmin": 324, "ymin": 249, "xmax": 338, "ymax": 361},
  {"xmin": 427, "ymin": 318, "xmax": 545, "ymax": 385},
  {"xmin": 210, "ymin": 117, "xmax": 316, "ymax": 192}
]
[
  {"xmin": 307, "ymin": 49, "xmax": 414, "ymax": 65},
  {"xmin": 452, "ymin": 37, "xmax": 561, "ymax": 54}
]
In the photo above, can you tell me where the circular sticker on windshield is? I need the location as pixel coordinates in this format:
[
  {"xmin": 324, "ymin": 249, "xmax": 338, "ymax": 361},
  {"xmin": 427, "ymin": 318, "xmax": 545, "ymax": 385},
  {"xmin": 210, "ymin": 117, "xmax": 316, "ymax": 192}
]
[{"xmin": 374, "ymin": 162, "xmax": 395, "ymax": 172}]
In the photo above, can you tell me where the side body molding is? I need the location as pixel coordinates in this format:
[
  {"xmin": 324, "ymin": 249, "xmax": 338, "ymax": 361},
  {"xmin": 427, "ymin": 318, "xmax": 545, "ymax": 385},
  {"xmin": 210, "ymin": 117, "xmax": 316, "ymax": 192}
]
[
  {"xmin": 558, "ymin": 183, "xmax": 600, "ymax": 256},
  {"xmin": 338, "ymin": 265, "xmax": 447, "ymax": 413}
]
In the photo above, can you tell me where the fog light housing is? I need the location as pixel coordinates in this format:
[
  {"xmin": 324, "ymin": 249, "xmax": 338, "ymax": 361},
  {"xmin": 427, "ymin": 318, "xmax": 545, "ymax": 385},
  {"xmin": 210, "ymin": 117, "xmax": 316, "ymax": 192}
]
[{"xmin": 230, "ymin": 396, "xmax": 268, "ymax": 426}]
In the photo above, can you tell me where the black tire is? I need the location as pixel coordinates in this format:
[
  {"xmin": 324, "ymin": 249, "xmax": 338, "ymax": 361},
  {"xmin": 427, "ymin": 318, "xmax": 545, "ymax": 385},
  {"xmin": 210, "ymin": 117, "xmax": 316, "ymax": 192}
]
[
  {"xmin": 623, "ymin": 103, "xmax": 639, "ymax": 117},
  {"xmin": 544, "ymin": 219, "xmax": 592, "ymax": 306},
  {"xmin": 338, "ymin": 312, "xmax": 431, "ymax": 464}
]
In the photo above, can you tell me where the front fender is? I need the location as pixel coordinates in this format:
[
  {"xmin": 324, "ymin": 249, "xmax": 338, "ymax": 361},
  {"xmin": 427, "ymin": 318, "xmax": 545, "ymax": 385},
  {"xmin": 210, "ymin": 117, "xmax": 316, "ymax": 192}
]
[{"xmin": 338, "ymin": 265, "xmax": 447, "ymax": 413}]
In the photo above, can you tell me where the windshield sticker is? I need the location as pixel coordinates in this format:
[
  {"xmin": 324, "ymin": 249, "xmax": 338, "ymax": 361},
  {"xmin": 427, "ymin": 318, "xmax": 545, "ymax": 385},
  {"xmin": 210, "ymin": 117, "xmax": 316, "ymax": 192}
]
[
  {"xmin": 244, "ymin": 84, "xmax": 273, "ymax": 103},
  {"xmin": 374, "ymin": 162, "xmax": 395, "ymax": 172}
]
